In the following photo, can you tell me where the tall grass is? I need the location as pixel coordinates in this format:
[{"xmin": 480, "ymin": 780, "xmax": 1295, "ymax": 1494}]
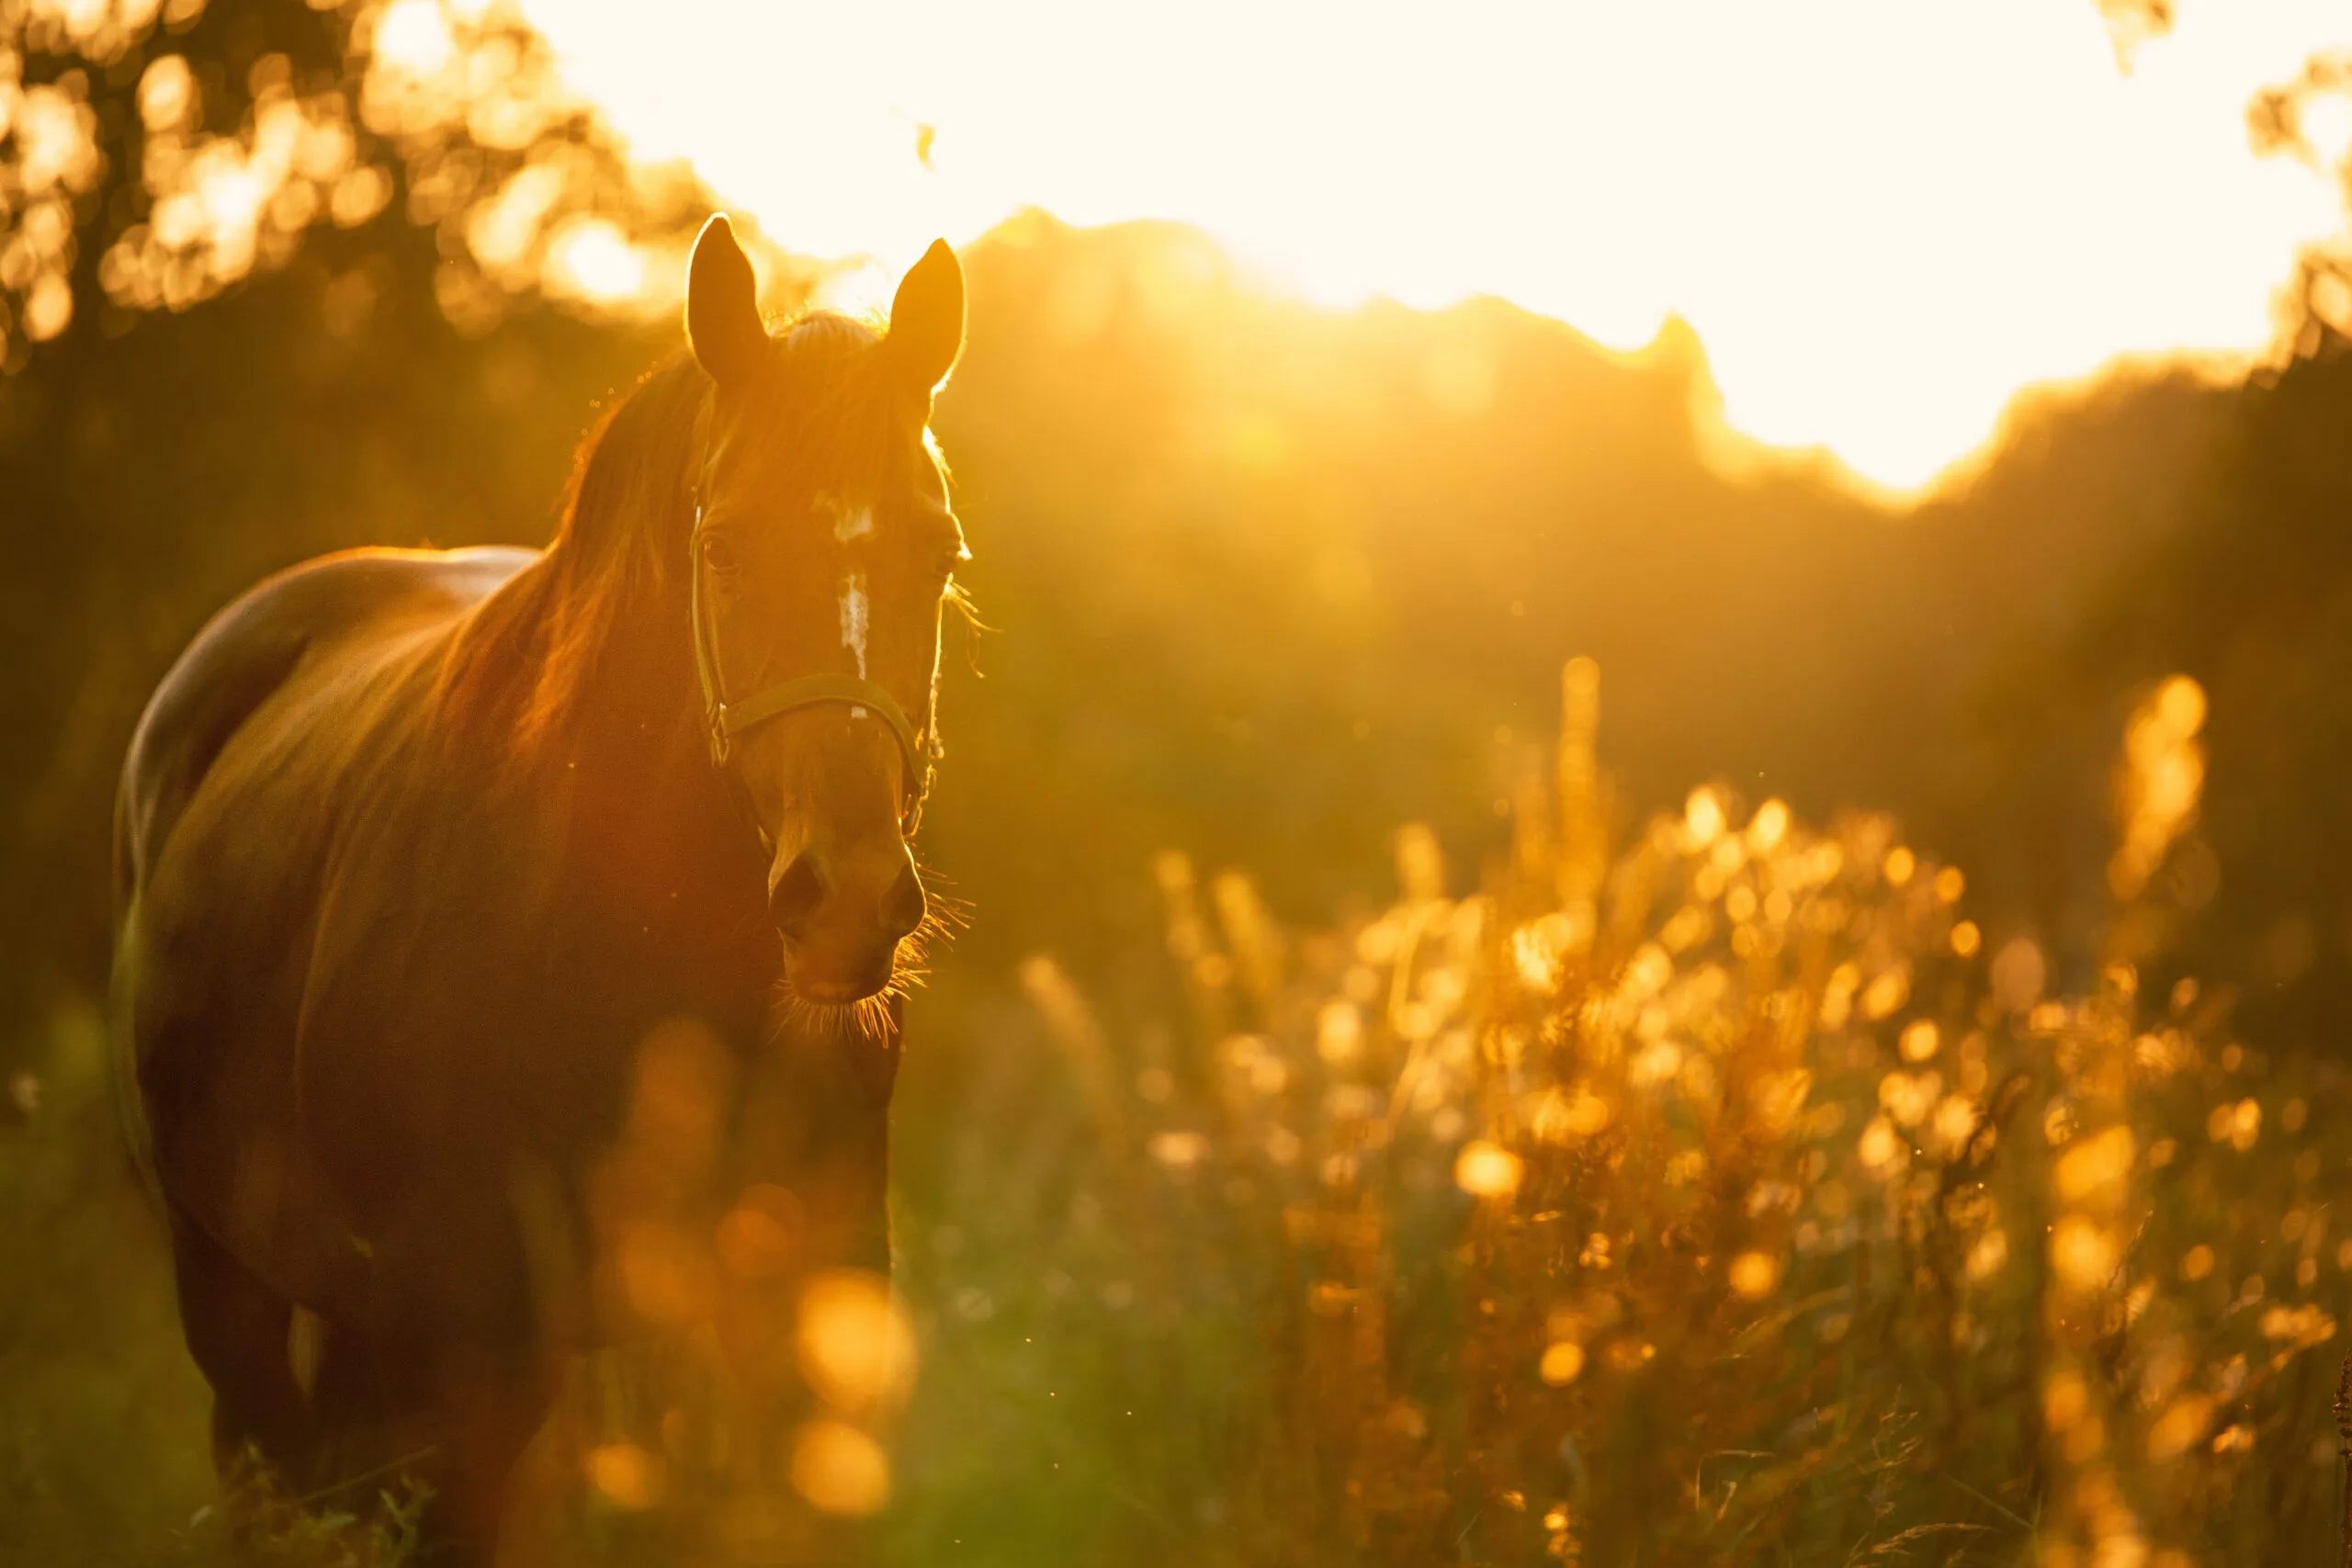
[
  {"xmin": 891, "ymin": 659, "xmax": 2348, "ymax": 1566},
  {"xmin": 4, "ymin": 660, "xmax": 2344, "ymax": 1565}
]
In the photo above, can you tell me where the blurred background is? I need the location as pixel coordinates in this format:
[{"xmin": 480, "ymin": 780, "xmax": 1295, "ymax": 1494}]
[{"xmin": 6, "ymin": 0, "xmax": 2352, "ymax": 1562}]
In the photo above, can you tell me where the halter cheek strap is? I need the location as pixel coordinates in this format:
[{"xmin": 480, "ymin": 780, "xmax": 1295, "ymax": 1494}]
[{"xmin": 687, "ymin": 405, "xmax": 933, "ymax": 836}]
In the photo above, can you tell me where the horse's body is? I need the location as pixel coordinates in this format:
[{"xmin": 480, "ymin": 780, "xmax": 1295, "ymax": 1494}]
[
  {"xmin": 122, "ymin": 542, "xmax": 567, "ymax": 1329},
  {"xmin": 113, "ymin": 220, "xmax": 963, "ymax": 1561}
]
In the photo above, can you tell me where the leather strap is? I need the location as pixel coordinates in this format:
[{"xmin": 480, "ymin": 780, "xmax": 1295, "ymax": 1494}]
[
  {"xmin": 686, "ymin": 398, "xmax": 931, "ymax": 835},
  {"xmin": 714, "ymin": 671, "xmax": 924, "ymax": 781}
]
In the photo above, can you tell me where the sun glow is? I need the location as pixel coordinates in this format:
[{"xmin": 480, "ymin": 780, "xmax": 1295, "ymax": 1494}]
[
  {"xmin": 544, "ymin": 215, "xmax": 645, "ymax": 303},
  {"xmin": 509, "ymin": 0, "xmax": 2350, "ymax": 494}
]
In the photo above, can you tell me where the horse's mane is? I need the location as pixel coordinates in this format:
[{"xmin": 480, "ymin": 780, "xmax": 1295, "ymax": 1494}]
[{"xmin": 440, "ymin": 312, "xmax": 900, "ymax": 753}]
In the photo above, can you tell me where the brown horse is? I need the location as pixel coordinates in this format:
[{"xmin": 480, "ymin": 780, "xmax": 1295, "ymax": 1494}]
[{"xmin": 110, "ymin": 215, "xmax": 967, "ymax": 1562}]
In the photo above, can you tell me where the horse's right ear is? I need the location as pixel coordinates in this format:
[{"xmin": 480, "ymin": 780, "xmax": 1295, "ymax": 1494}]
[{"xmin": 686, "ymin": 214, "xmax": 766, "ymax": 389}]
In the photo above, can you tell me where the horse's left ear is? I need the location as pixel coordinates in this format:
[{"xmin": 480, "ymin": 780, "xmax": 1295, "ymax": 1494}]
[
  {"xmin": 886, "ymin": 239, "xmax": 965, "ymax": 395},
  {"xmin": 686, "ymin": 213, "xmax": 767, "ymax": 389}
]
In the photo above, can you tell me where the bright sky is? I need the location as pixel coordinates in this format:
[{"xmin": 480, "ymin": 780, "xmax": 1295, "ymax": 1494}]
[{"xmin": 506, "ymin": 0, "xmax": 2352, "ymax": 494}]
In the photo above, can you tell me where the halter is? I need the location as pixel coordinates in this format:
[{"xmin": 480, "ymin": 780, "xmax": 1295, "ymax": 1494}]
[{"xmin": 686, "ymin": 403, "xmax": 933, "ymax": 838}]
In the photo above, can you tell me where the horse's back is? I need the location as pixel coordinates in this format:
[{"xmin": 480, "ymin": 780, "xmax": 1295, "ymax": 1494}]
[
  {"xmin": 117, "ymin": 546, "xmax": 536, "ymax": 902},
  {"xmin": 113, "ymin": 544, "xmax": 536, "ymax": 1302}
]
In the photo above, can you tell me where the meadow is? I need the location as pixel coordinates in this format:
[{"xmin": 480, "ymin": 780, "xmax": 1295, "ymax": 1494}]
[
  {"xmin": 8, "ymin": 6, "xmax": 2352, "ymax": 1559},
  {"xmin": 6, "ymin": 657, "xmax": 2341, "ymax": 1567}
]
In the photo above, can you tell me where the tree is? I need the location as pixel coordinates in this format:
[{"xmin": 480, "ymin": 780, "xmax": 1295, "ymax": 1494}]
[
  {"xmin": 0, "ymin": 0, "xmax": 712, "ymax": 367},
  {"xmin": 0, "ymin": 0, "xmax": 721, "ymax": 1032}
]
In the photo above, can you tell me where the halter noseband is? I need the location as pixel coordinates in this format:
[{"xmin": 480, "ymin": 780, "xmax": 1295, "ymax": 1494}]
[{"xmin": 686, "ymin": 402, "xmax": 933, "ymax": 837}]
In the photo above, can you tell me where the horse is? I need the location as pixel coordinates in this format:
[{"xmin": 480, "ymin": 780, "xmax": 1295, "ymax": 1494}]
[{"xmin": 108, "ymin": 214, "xmax": 967, "ymax": 1562}]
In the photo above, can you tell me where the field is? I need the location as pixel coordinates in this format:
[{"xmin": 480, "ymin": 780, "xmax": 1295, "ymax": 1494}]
[
  {"xmin": 6, "ymin": 660, "xmax": 2342, "ymax": 1567},
  {"xmin": 8, "ymin": 0, "xmax": 2352, "ymax": 1561}
]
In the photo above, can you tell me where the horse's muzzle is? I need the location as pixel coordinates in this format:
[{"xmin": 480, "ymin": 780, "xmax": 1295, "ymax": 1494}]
[{"xmin": 768, "ymin": 839, "xmax": 926, "ymax": 1001}]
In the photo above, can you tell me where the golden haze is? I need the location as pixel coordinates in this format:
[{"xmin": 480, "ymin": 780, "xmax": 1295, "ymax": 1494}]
[{"xmin": 478, "ymin": 0, "xmax": 2352, "ymax": 494}]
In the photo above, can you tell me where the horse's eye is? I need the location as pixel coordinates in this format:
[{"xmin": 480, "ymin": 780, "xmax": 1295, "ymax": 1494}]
[{"xmin": 702, "ymin": 534, "xmax": 739, "ymax": 575}]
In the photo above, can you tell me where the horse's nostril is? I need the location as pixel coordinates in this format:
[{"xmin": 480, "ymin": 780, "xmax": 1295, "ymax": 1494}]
[
  {"xmin": 769, "ymin": 851, "xmax": 828, "ymax": 936},
  {"xmin": 885, "ymin": 863, "xmax": 926, "ymax": 942}
]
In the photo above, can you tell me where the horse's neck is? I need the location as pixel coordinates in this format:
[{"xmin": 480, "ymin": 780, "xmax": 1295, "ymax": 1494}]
[
  {"xmin": 488, "ymin": 534, "xmax": 888, "ymax": 1263},
  {"xmin": 458, "ymin": 536, "xmax": 768, "ymax": 978},
  {"xmin": 544, "ymin": 543, "xmax": 701, "ymax": 779}
]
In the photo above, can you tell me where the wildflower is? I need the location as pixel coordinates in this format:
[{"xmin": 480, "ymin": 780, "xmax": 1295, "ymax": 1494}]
[
  {"xmin": 1684, "ymin": 787, "xmax": 1726, "ymax": 847},
  {"xmin": 1629, "ymin": 1039, "xmax": 1683, "ymax": 1089},
  {"xmin": 1727, "ymin": 1250, "xmax": 1781, "ymax": 1300},
  {"xmin": 2144, "ymin": 1396, "xmax": 2212, "ymax": 1461},
  {"xmin": 1539, "ymin": 1342, "xmax": 1586, "ymax": 1385},
  {"xmin": 1752, "ymin": 1069, "xmax": 1813, "ymax": 1134},
  {"xmin": 2257, "ymin": 1304, "xmax": 2335, "ymax": 1348},
  {"xmin": 1991, "ymin": 938, "xmax": 2047, "ymax": 1011},
  {"xmin": 2051, "ymin": 1217, "xmax": 2120, "ymax": 1293},
  {"xmin": 1930, "ymin": 1094, "xmax": 1980, "ymax": 1154},
  {"xmin": 1857, "ymin": 1116, "xmax": 1907, "ymax": 1176},
  {"xmin": 1877, "ymin": 1069, "xmax": 1941, "ymax": 1129},
  {"xmin": 2055, "ymin": 1125, "xmax": 2137, "ymax": 1209},
  {"xmin": 1512, "ymin": 924, "xmax": 1564, "ymax": 994},
  {"xmin": 2206, "ymin": 1099, "xmax": 2260, "ymax": 1152},
  {"xmin": 1860, "ymin": 969, "xmax": 1909, "ymax": 1021},
  {"xmin": 1530, "ymin": 1085, "xmax": 1611, "ymax": 1141},
  {"xmin": 1148, "ymin": 1130, "xmax": 1211, "ymax": 1171},
  {"xmin": 1966, "ymin": 1228, "xmax": 2009, "ymax": 1282},
  {"xmin": 585, "ymin": 1442, "xmax": 662, "ymax": 1509},
  {"xmin": 790, "ymin": 1420, "xmax": 891, "ymax": 1515},
  {"xmin": 797, "ymin": 1270, "xmax": 918, "ymax": 1416},
  {"xmin": 1455, "ymin": 1140, "xmax": 1523, "ymax": 1199}
]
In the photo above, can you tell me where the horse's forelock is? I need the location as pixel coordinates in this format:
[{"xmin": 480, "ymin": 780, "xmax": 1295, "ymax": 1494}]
[
  {"xmin": 552, "ymin": 316, "xmax": 888, "ymax": 581},
  {"xmin": 756, "ymin": 311, "xmax": 909, "ymax": 491}
]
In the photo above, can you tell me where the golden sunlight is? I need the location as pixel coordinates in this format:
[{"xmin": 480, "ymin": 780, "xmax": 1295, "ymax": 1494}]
[{"xmin": 507, "ymin": 0, "xmax": 2350, "ymax": 493}]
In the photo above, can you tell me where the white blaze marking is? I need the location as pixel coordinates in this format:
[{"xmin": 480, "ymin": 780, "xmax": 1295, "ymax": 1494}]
[
  {"xmin": 840, "ymin": 570, "xmax": 869, "ymax": 678},
  {"xmin": 832, "ymin": 502, "xmax": 876, "ymax": 542},
  {"xmin": 826, "ymin": 495, "xmax": 877, "ymax": 682}
]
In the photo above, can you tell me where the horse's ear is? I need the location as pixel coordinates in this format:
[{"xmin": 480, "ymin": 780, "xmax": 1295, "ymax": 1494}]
[
  {"xmin": 886, "ymin": 239, "xmax": 965, "ymax": 395},
  {"xmin": 686, "ymin": 214, "xmax": 766, "ymax": 389}
]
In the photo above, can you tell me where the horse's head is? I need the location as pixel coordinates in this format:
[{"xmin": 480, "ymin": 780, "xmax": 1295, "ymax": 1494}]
[{"xmin": 681, "ymin": 215, "xmax": 966, "ymax": 1011}]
